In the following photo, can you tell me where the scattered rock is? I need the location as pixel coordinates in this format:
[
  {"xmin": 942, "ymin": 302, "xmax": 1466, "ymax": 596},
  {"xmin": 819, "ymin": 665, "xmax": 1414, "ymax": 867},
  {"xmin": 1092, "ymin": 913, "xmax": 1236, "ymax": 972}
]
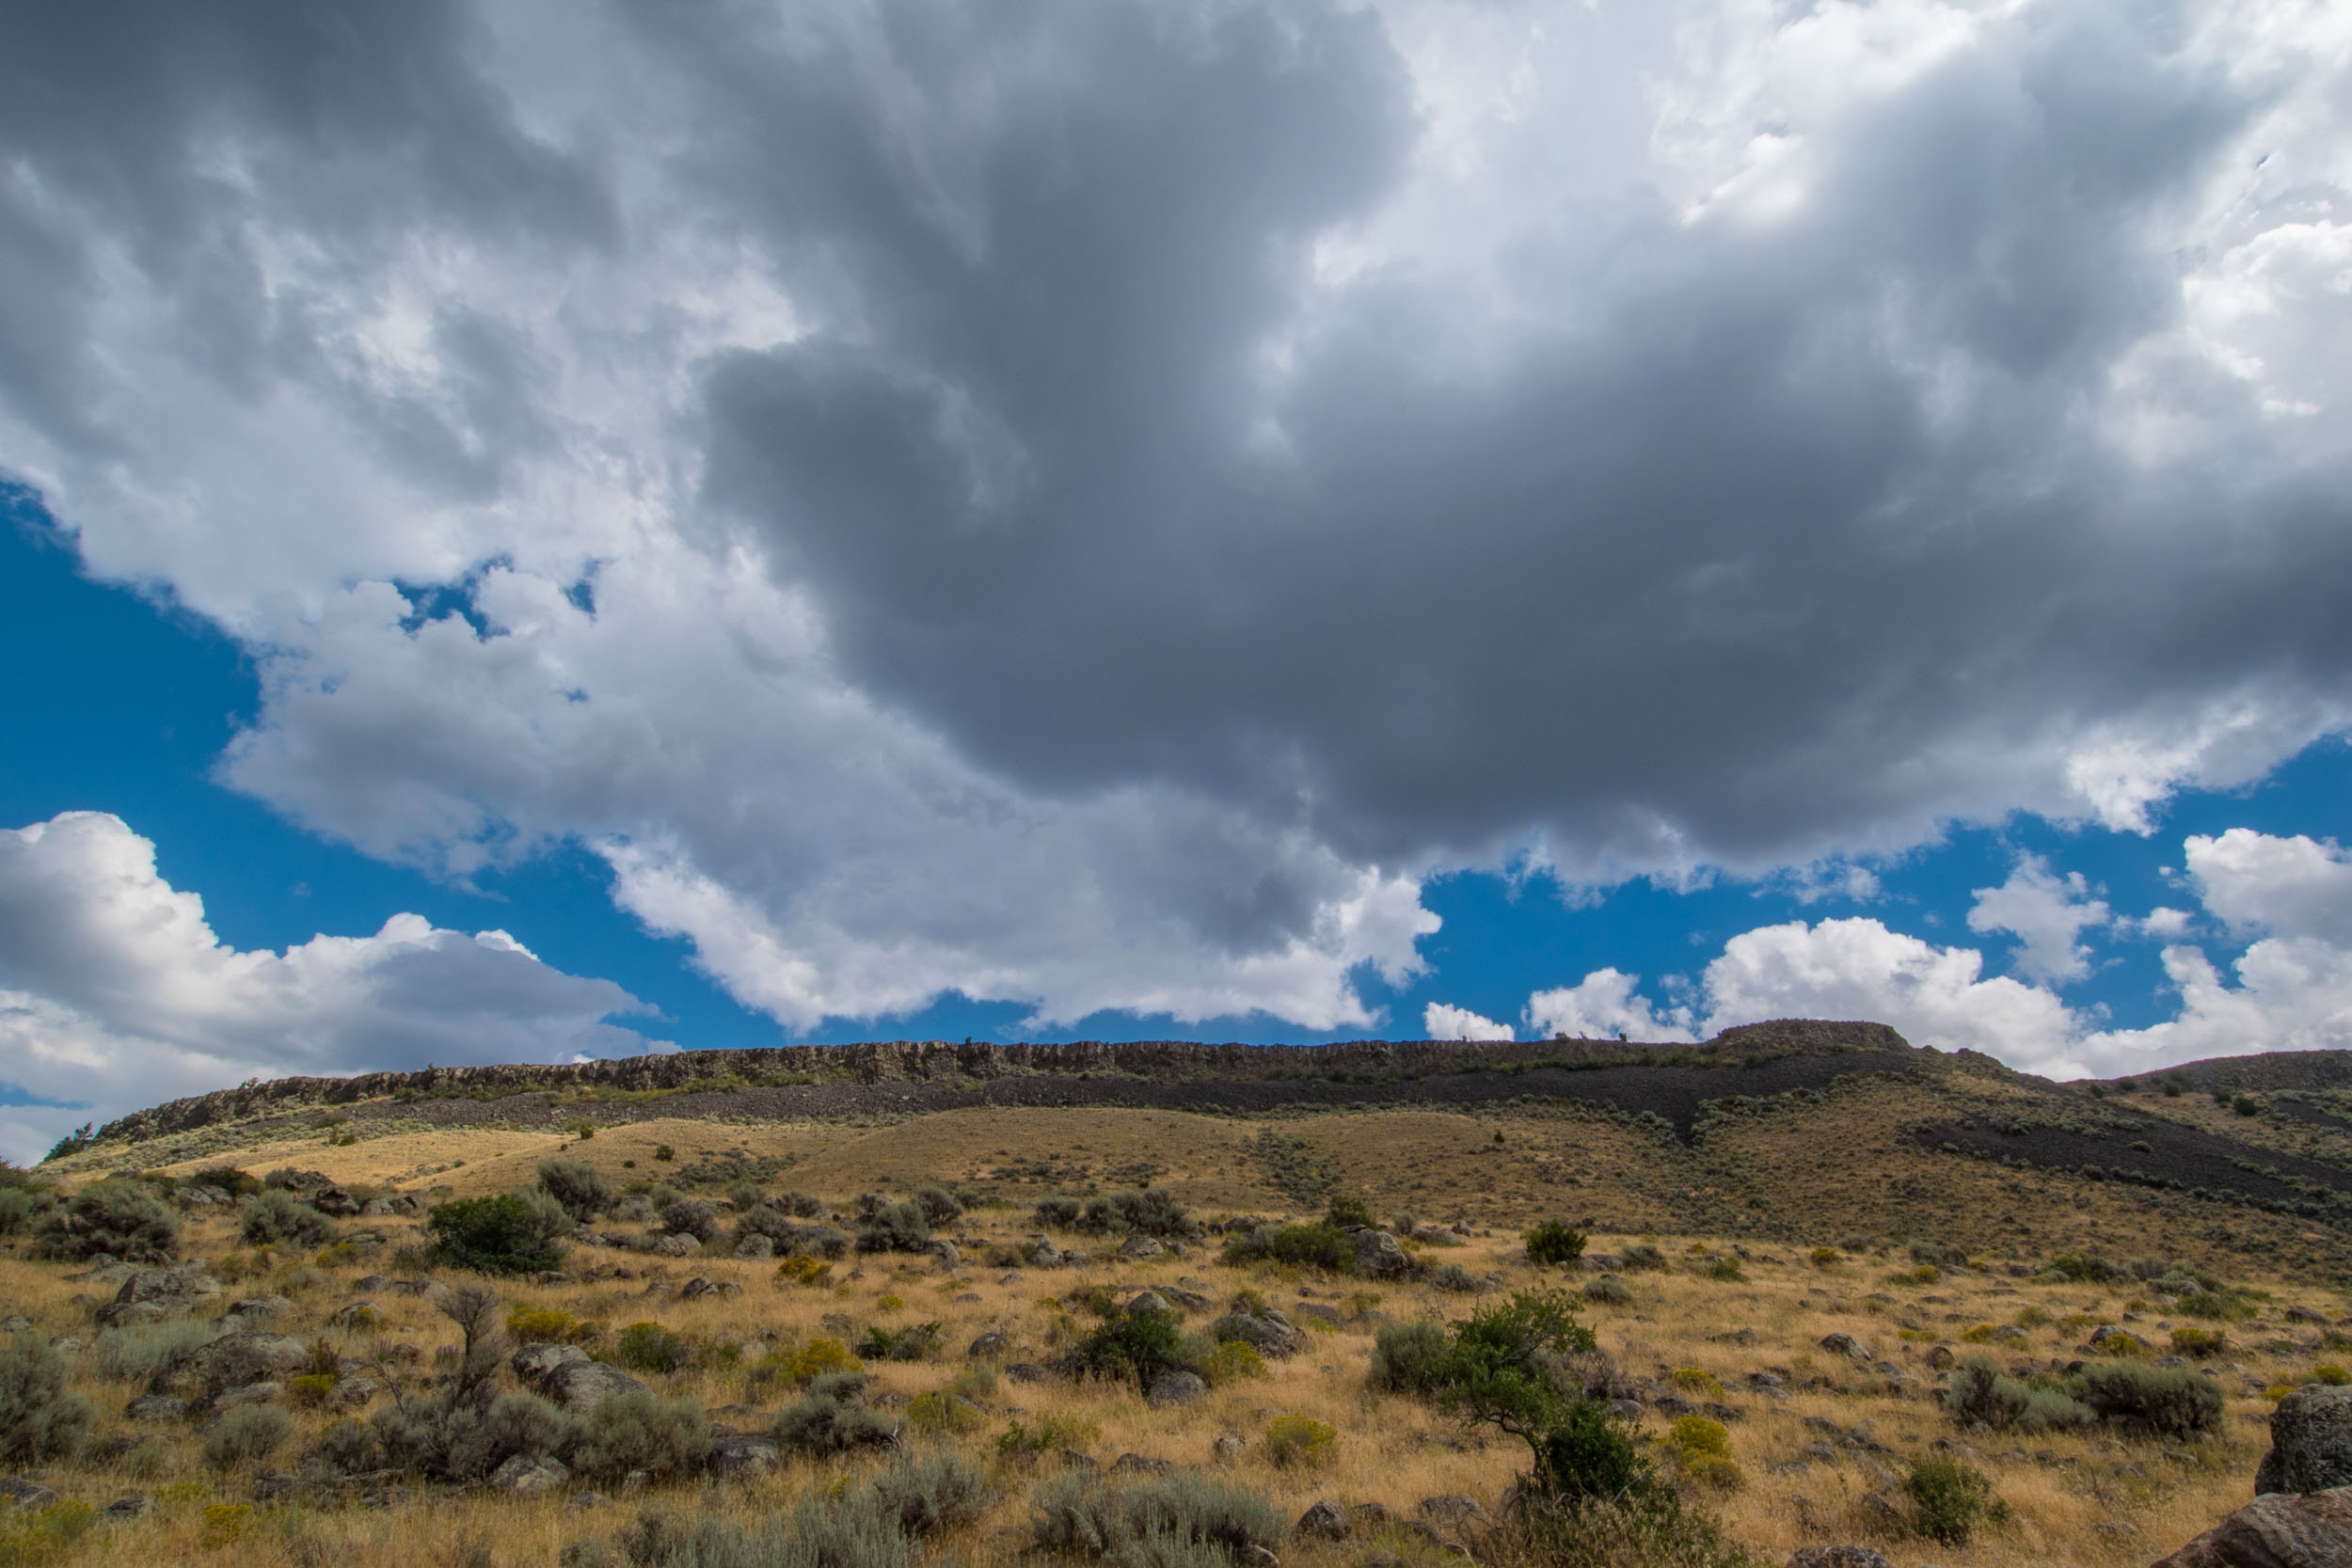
[
  {"xmin": 1111, "ymin": 1453, "xmax": 1174, "ymax": 1477},
  {"xmin": 123, "ymin": 1395, "xmax": 187, "ymax": 1421},
  {"xmin": 679, "ymin": 1276, "xmax": 739, "ymax": 1300},
  {"xmin": 329, "ymin": 1302, "xmax": 381, "ymax": 1329},
  {"xmin": 1213, "ymin": 1435, "xmax": 1246, "ymax": 1464},
  {"xmin": 1147, "ymin": 1370, "xmax": 1208, "ymax": 1407},
  {"xmin": 513, "ymin": 1342, "xmax": 591, "ymax": 1382},
  {"xmin": 734, "ymin": 1234, "xmax": 776, "ymax": 1259},
  {"xmin": 968, "ymin": 1333, "xmax": 1011, "ymax": 1359},
  {"xmin": 1786, "ymin": 1550, "xmax": 1894, "ymax": 1568},
  {"xmin": 709, "ymin": 1435, "xmax": 784, "ymax": 1478},
  {"xmin": 96, "ymin": 1263, "xmax": 220, "ymax": 1327},
  {"xmin": 210, "ymin": 1381, "xmax": 283, "ymax": 1410},
  {"xmin": 489, "ymin": 1453, "xmax": 571, "ymax": 1496},
  {"xmin": 0, "ymin": 1478, "xmax": 61, "ymax": 1509},
  {"xmin": 1006, "ymin": 1363, "xmax": 1053, "ymax": 1385},
  {"xmin": 182, "ymin": 1331, "xmax": 310, "ymax": 1394},
  {"xmin": 1351, "ymin": 1229, "xmax": 1412, "ymax": 1279},
  {"xmin": 1126, "ymin": 1291, "xmax": 1173, "ymax": 1317},
  {"xmin": 223, "ymin": 1296, "xmax": 294, "ymax": 1322},
  {"xmin": 1117, "ymin": 1235, "xmax": 1165, "ymax": 1261},
  {"xmin": 1295, "ymin": 1500, "xmax": 1352, "ymax": 1541},
  {"xmin": 1818, "ymin": 1334, "xmax": 1872, "ymax": 1367},
  {"xmin": 1292, "ymin": 1302, "xmax": 1343, "ymax": 1326},
  {"xmin": 101, "ymin": 1494, "xmax": 150, "ymax": 1520},
  {"xmin": 540, "ymin": 1358, "xmax": 649, "ymax": 1413},
  {"xmin": 1210, "ymin": 1310, "xmax": 1301, "ymax": 1359},
  {"xmin": 2257, "ymin": 1386, "xmax": 2352, "ymax": 1497},
  {"xmin": 1416, "ymin": 1497, "xmax": 1488, "ymax": 1528},
  {"xmin": 311, "ymin": 1186, "xmax": 361, "ymax": 1216},
  {"xmin": 2151, "ymin": 1485, "xmax": 2352, "ymax": 1567}
]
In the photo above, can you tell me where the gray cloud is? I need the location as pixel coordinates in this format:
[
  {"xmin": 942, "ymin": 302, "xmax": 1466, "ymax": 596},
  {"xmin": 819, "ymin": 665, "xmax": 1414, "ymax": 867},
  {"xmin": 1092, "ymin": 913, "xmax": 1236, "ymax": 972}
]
[{"xmin": 0, "ymin": 0, "xmax": 2347, "ymax": 1031}]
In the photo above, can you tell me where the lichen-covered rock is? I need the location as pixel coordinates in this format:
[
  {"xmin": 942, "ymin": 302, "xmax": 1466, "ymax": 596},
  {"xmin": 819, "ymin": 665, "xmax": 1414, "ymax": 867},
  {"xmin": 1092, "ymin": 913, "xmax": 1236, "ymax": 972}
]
[
  {"xmin": 1786, "ymin": 1550, "xmax": 1893, "ymax": 1568},
  {"xmin": 709, "ymin": 1435, "xmax": 783, "ymax": 1478},
  {"xmin": 1295, "ymin": 1501, "xmax": 1351, "ymax": 1541},
  {"xmin": 1818, "ymin": 1334, "xmax": 1872, "ymax": 1367},
  {"xmin": 0, "ymin": 1478, "xmax": 60, "ymax": 1510},
  {"xmin": 1209, "ymin": 1310, "xmax": 1301, "ymax": 1358},
  {"xmin": 95, "ymin": 1263, "xmax": 219, "ymax": 1326},
  {"xmin": 489, "ymin": 1453, "xmax": 571, "ymax": 1496},
  {"xmin": 1117, "ymin": 1235, "xmax": 1165, "ymax": 1260},
  {"xmin": 1146, "ymin": 1370, "xmax": 1207, "ymax": 1406},
  {"xmin": 967, "ymin": 1332, "xmax": 1011, "ymax": 1359},
  {"xmin": 1351, "ymin": 1228, "xmax": 1411, "ymax": 1278},
  {"xmin": 2151, "ymin": 1486, "xmax": 2352, "ymax": 1567},
  {"xmin": 1125, "ymin": 1291, "xmax": 1172, "ymax": 1317},
  {"xmin": 181, "ymin": 1330, "xmax": 310, "ymax": 1394},
  {"xmin": 122, "ymin": 1395, "xmax": 187, "ymax": 1421},
  {"xmin": 512, "ymin": 1342, "xmax": 590, "ymax": 1383},
  {"xmin": 1417, "ymin": 1496, "xmax": 1488, "ymax": 1528},
  {"xmin": 541, "ymin": 1358, "xmax": 648, "ymax": 1413},
  {"xmin": 2257, "ymin": 1386, "xmax": 2352, "ymax": 1497}
]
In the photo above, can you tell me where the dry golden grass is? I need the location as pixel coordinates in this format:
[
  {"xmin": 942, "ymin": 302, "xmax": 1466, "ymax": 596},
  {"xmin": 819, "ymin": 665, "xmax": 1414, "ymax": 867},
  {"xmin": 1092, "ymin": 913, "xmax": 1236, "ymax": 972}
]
[{"xmin": 6, "ymin": 1140, "xmax": 2344, "ymax": 1568}]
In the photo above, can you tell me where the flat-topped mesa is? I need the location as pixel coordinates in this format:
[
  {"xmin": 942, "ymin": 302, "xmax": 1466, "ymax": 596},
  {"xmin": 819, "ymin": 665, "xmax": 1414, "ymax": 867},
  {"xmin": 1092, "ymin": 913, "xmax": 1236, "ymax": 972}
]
[{"xmin": 76, "ymin": 1018, "xmax": 1910, "ymax": 1151}]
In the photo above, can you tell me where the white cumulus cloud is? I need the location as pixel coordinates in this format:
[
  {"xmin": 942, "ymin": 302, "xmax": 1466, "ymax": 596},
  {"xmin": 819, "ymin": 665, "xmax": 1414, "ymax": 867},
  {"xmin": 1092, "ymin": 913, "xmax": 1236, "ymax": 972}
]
[
  {"xmin": 1524, "ymin": 970, "xmax": 1697, "ymax": 1043},
  {"xmin": 1422, "ymin": 1003, "xmax": 1514, "ymax": 1041},
  {"xmin": 0, "ymin": 812, "xmax": 663, "ymax": 1163},
  {"xmin": 1966, "ymin": 855, "xmax": 2110, "ymax": 984}
]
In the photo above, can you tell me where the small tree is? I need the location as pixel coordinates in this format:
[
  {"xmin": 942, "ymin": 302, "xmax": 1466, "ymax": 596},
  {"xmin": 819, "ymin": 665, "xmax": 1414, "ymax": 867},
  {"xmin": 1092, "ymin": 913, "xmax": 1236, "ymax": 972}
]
[
  {"xmin": 0, "ymin": 1332, "xmax": 94, "ymax": 1465},
  {"xmin": 537, "ymin": 1160, "xmax": 614, "ymax": 1224},
  {"xmin": 35, "ymin": 1180, "xmax": 179, "ymax": 1262},
  {"xmin": 240, "ymin": 1190, "xmax": 336, "ymax": 1248},
  {"xmin": 1524, "ymin": 1222, "xmax": 1587, "ymax": 1266}
]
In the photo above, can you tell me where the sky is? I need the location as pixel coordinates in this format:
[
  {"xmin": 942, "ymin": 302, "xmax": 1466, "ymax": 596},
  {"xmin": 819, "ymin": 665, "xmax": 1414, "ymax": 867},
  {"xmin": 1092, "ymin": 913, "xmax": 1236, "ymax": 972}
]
[{"xmin": 2, "ymin": 0, "xmax": 2350, "ymax": 1165}]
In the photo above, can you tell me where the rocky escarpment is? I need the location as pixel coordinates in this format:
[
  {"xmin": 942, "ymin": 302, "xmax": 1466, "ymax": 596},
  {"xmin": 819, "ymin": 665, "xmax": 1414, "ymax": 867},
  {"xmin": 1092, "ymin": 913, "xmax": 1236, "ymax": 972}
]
[{"xmin": 76, "ymin": 1019, "xmax": 1909, "ymax": 1151}]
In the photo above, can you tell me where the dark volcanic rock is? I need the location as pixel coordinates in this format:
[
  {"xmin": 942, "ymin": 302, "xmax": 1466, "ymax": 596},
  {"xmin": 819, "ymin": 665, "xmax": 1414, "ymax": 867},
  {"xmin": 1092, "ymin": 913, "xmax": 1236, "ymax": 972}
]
[{"xmin": 2151, "ymin": 1486, "xmax": 2352, "ymax": 1568}]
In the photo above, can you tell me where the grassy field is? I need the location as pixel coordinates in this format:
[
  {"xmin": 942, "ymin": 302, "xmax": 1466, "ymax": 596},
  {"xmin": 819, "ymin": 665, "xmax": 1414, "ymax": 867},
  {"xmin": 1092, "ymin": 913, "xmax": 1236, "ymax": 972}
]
[{"xmin": 4, "ymin": 1112, "xmax": 2346, "ymax": 1568}]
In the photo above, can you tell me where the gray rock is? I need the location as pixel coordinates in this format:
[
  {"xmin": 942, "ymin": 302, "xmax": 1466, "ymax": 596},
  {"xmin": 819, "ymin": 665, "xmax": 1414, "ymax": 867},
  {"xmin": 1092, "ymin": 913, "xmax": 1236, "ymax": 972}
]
[
  {"xmin": 96, "ymin": 1263, "xmax": 220, "ymax": 1326},
  {"xmin": 1111, "ymin": 1453, "xmax": 1174, "ymax": 1477},
  {"xmin": 210, "ymin": 1381, "xmax": 283, "ymax": 1410},
  {"xmin": 0, "ymin": 1478, "xmax": 60, "ymax": 1509},
  {"xmin": 1786, "ymin": 1550, "xmax": 1894, "ymax": 1568},
  {"xmin": 1147, "ymin": 1370, "xmax": 1208, "ymax": 1407},
  {"xmin": 709, "ymin": 1435, "xmax": 784, "ymax": 1478},
  {"xmin": 101, "ymin": 1494, "xmax": 150, "ymax": 1519},
  {"xmin": 679, "ymin": 1276, "xmax": 739, "ymax": 1300},
  {"xmin": 734, "ymin": 1234, "xmax": 776, "ymax": 1259},
  {"xmin": 1117, "ymin": 1235, "xmax": 1165, "ymax": 1261},
  {"xmin": 312, "ymin": 1186, "xmax": 361, "ymax": 1216},
  {"xmin": 0, "ymin": 1317, "xmax": 25, "ymax": 1334},
  {"xmin": 2151, "ymin": 1485, "xmax": 2352, "ymax": 1567},
  {"xmin": 183, "ymin": 1331, "xmax": 310, "ymax": 1394},
  {"xmin": 1291, "ymin": 1302, "xmax": 1343, "ymax": 1326},
  {"xmin": 968, "ymin": 1332, "xmax": 1012, "ymax": 1359},
  {"xmin": 489, "ymin": 1453, "xmax": 571, "ymax": 1496},
  {"xmin": 1416, "ymin": 1497, "xmax": 1488, "ymax": 1527},
  {"xmin": 329, "ymin": 1301, "xmax": 382, "ymax": 1329},
  {"xmin": 1818, "ymin": 1334, "xmax": 1872, "ymax": 1367},
  {"xmin": 513, "ymin": 1341, "xmax": 591, "ymax": 1382},
  {"xmin": 2258, "ymin": 1386, "xmax": 2352, "ymax": 1497},
  {"xmin": 928, "ymin": 1241, "xmax": 961, "ymax": 1269},
  {"xmin": 1351, "ymin": 1228, "xmax": 1412, "ymax": 1278},
  {"xmin": 1210, "ymin": 1310, "xmax": 1301, "ymax": 1359},
  {"xmin": 123, "ymin": 1395, "xmax": 188, "ymax": 1420},
  {"xmin": 1006, "ymin": 1363, "xmax": 1053, "ymax": 1384},
  {"xmin": 651, "ymin": 1234, "xmax": 698, "ymax": 1258},
  {"xmin": 336, "ymin": 1377, "xmax": 379, "ymax": 1408},
  {"xmin": 1027, "ymin": 1241, "xmax": 1067, "ymax": 1268},
  {"xmin": 223, "ymin": 1296, "xmax": 294, "ymax": 1322},
  {"xmin": 1212, "ymin": 1435, "xmax": 1246, "ymax": 1464},
  {"xmin": 1295, "ymin": 1500, "xmax": 1352, "ymax": 1541},
  {"xmin": 541, "ymin": 1359, "xmax": 649, "ymax": 1413},
  {"xmin": 1125, "ymin": 1291, "xmax": 1172, "ymax": 1317}
]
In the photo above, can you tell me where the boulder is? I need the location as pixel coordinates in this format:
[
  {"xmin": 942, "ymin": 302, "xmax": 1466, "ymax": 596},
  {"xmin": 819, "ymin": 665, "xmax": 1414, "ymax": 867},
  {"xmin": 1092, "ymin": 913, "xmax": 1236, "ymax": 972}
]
[
  {"xmin": 123, "ymin": 1395, "xmax": 188, "ymax": 1421},
  {"xmin": 311, "ymin": 1186, "xmax": 361, "ymax": 1217},
  {"xmin": 1111, "ymin": 1453, "xmax": 1174, "ymax": 1477},
  {"xmin": 211, "ymin": 1381, "xmax": 283, "ymax": 1410},
  {"xmin": 1117, "ymin": 1235, "xmax": 1165, "ymax": 1261},
  {"xmin": 96, "ymin": 1263, "xmax": 219, "ymax": 1326},
  {"xmin": 102, "ymin": 1494, "xmax": 151, "ymax": 1519},
  {"xmin": 329, "ymin": 1302, "xmax": 382, "ymax": 1330},
  {"xmin": 1026, "ymin": 1241, "xmax": 1067, "ymax": 1269},
  {"xmin": 1292, "ymin": 1302, "xmax": 1343, "ymax": 1326},
  {"xmin": 680, "ymin": 1276, "xmax": 739, "ymax": 1300},
  {"xmin": 1417, "ymin": 1497, "xmax": 1488, "ymax": 1528},
  {"xmin": 2151, "ymin": 1485, "xmax": 2352, "ymax": 1568},
  {"xmin": 1351, "ymin": 1228, "xmax": 1412, "ymax": 1278},
  {"xmin": 927, "ymin": 1241, "xmax": 961, "ymax": 1270},
  {"xmin": 709, "ymin": 1435, "xmax": 784, "ymax": 1479},
  {"xmin": 0, "ymin": 1478, "xmax": 60, "ymax": 1509},
  {"xmin": 541, "ymin": 1359, "xmax": 649, "ymax": 1413},
  {"xmin": 1212, "ymin": 1435, "xmax": 1246, "ymax": 1464},
  {"xmin": 1146, "ymin": 1370, "xmax": 1208, "ymax": 1407},
  {"xmin": 651, "ymin": 1235, "xmax": 699, "ymax": 1258},
  {"xmin": 513, "ymin": 1342, "xmax": 591, "ymax": 1383},
  {"xmin": 1125, "ymin": 1291, "xmax": 1172, "ymax": 1318},
  {"xmin": 1818, "ymin": 1334, "xmax": 1872, "ymax": 1367},
  {"xmin": 1295, "ymin": 1501, "xmax": 1352, "ymax": 1541},
  {"xmin": 2257, "ymin": 1386, "xmax": 2352, "ymax": 1497},
  {"xmin": 222, "ymin": 1296, "xmax": 294, "ymax": 1323},
  {"xmin": 968, "ymin": 1332, "xmax": 1011, "ymax": 1359},
  {"xmin": 488, "ymin": 1453, "xmax": 571, "ymax": 1497},
  {"xmin": 183, "ymin": 1331, "xmax": 310, "ymax": 1394},
  {"xmin": 1785, "ymin": 1551, "xmax": 1894, "ymax": 1568},
  {"xmin": 1210, "ymin": 1310, "xmax": 1301, "ymax": 1359},
  {"xmin": 734, "ymin": 1234, "xmax": 776, "ymax": 1260}
]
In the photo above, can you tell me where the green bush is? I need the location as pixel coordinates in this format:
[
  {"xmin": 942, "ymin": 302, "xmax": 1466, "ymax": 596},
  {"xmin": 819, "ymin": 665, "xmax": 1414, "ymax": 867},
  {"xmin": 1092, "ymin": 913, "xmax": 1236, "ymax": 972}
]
[
  {"xmin": 1220, "ymin": 1220, "xmax": 1354, "ymax": 1273},
  {"xmin": 1030, "ymin": 1470, "xmax": 1284, "ymax": 1561},
  {"xmin": 911, "ymin": 1185, "xmax": 964, "ymax": 1227},
  {"xmin": 0, "ymin": 1332, "xmax": 94, "ymax": 1466},
  {"xmin": 1479, "ymin": 1492, "xmax": 1754, "ymax": 1568},
  {"xmin": 614, "ymin": 1321, "xmax": 694, "ymax": 1373},
  {"xmin": 870, "ymin": 1449, "xmax": 993, "ymax": 1535},
  {"xmin": 0, "ymin": 1499, "xmax": 98, "ymax": 1566},
  {"xmin": 1263, "ymin": 1414, "xmax": 1335, "ymax": 1467},
  {"xmin": 2171, "ymin": 1326, "xmax": 2227, "ymax": 1359},
  {"xmin": 995, "ymin": 1412, "xmax": 1101, "ymax": 1464},
  {"xmin": 1582, "ymin": 1275, "xmax": 1633, "ymax": 1306},
  {"xmin": 566, "ymin": 1388, "xmax": 711, "ymax": 1483},
  {"xmin": 1428, "ymin": 1262, "xmax": 1480, "ymax": 1292},
  {"xmin": 1200, "ymin": 1340, "xmax": 1265, "ymax": 1386},
  {"xmin": 202, "ymin": 1403, "xmax": 294, "ymax": 1471},
  {"xmin": 655, "ymin": 1196, "xmax": 718, "ymax": 1243},
  {"xmin": 1524, "ymin": 1222, "xmax": 1587, "ymax": 1266},
  {"xmin": 775, "ymin": 1371, "xmax": 898, "ymax": 1455},
  {"xmin": 1324, "ymin": 1193, "xmax": 1376, "ymax": 1231},
  {"xmin": 1698, "ymin": 1257, "xmax": 1745, "ymax": 1282},
  {"xmin": 1616, "ymin": 1243, "xmax": 1669, "ymax": 1273},
  {"xmin": 2176, "ymin": 1291, "xmax": 2258, "ymax": 1323},
  {"xmin": 35, "ymin": 1180, "xmax": 179, "ymax": 1262},
  {"xmin": 854, "ymin": 1196, "xmax": 931, "ymax": 1254},
  {"xmin": 1942, "ymin": 1355, "xmax": 2094, "ymax": 1433},
  {"xmin": 1079, "ymin": 1307, "xmax": 1192, "ymax": 1389},
  {"xmin": 92, "ymin": 1319, "xmax": 215, "ymax": 1387},
  {"xmin": 1034, "ymin": 1196, "xmax": 1084, "ymax": 1229},
  {"xmin": 1368, "ymin": 1320, "xmax": 1449, "ymax": 1393},
  {"xmin": 1534, "ymin": 1396, "xmax": 1650, "ymax": 1504},
  {"xmin": 1076, "ymin": 1189, "xmax": 1200, "ymax": 1239},
  {"xmin": 538, "ymin": 1160, "xmax": 615, "ymax": 1223},
  {"xmin": 858, "ymin": 1322, "xmax": 945, "ymax": 1363},
  {"xmin": 428, "ymin": 1194, "xmax": 568, "ymax": 1275},
  {"xmin": 1906, "ymin": 1456, "xmax": 2002, "ymax": 1545},
  {"xmin": 240, "ymin": 1189, "xmax": 337, "ymax": 1247},
  {"xmin": 2072, "ymin": 1363, "xmax": 2222, "ymax": 1441},
  {"xmin": 0, "ymin": 1184, "xmax": 56, "ymax": 1240},
  {"xmin": 2046, "ymin": 1253, "xmax": 2120, "ymax": 1284}
]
